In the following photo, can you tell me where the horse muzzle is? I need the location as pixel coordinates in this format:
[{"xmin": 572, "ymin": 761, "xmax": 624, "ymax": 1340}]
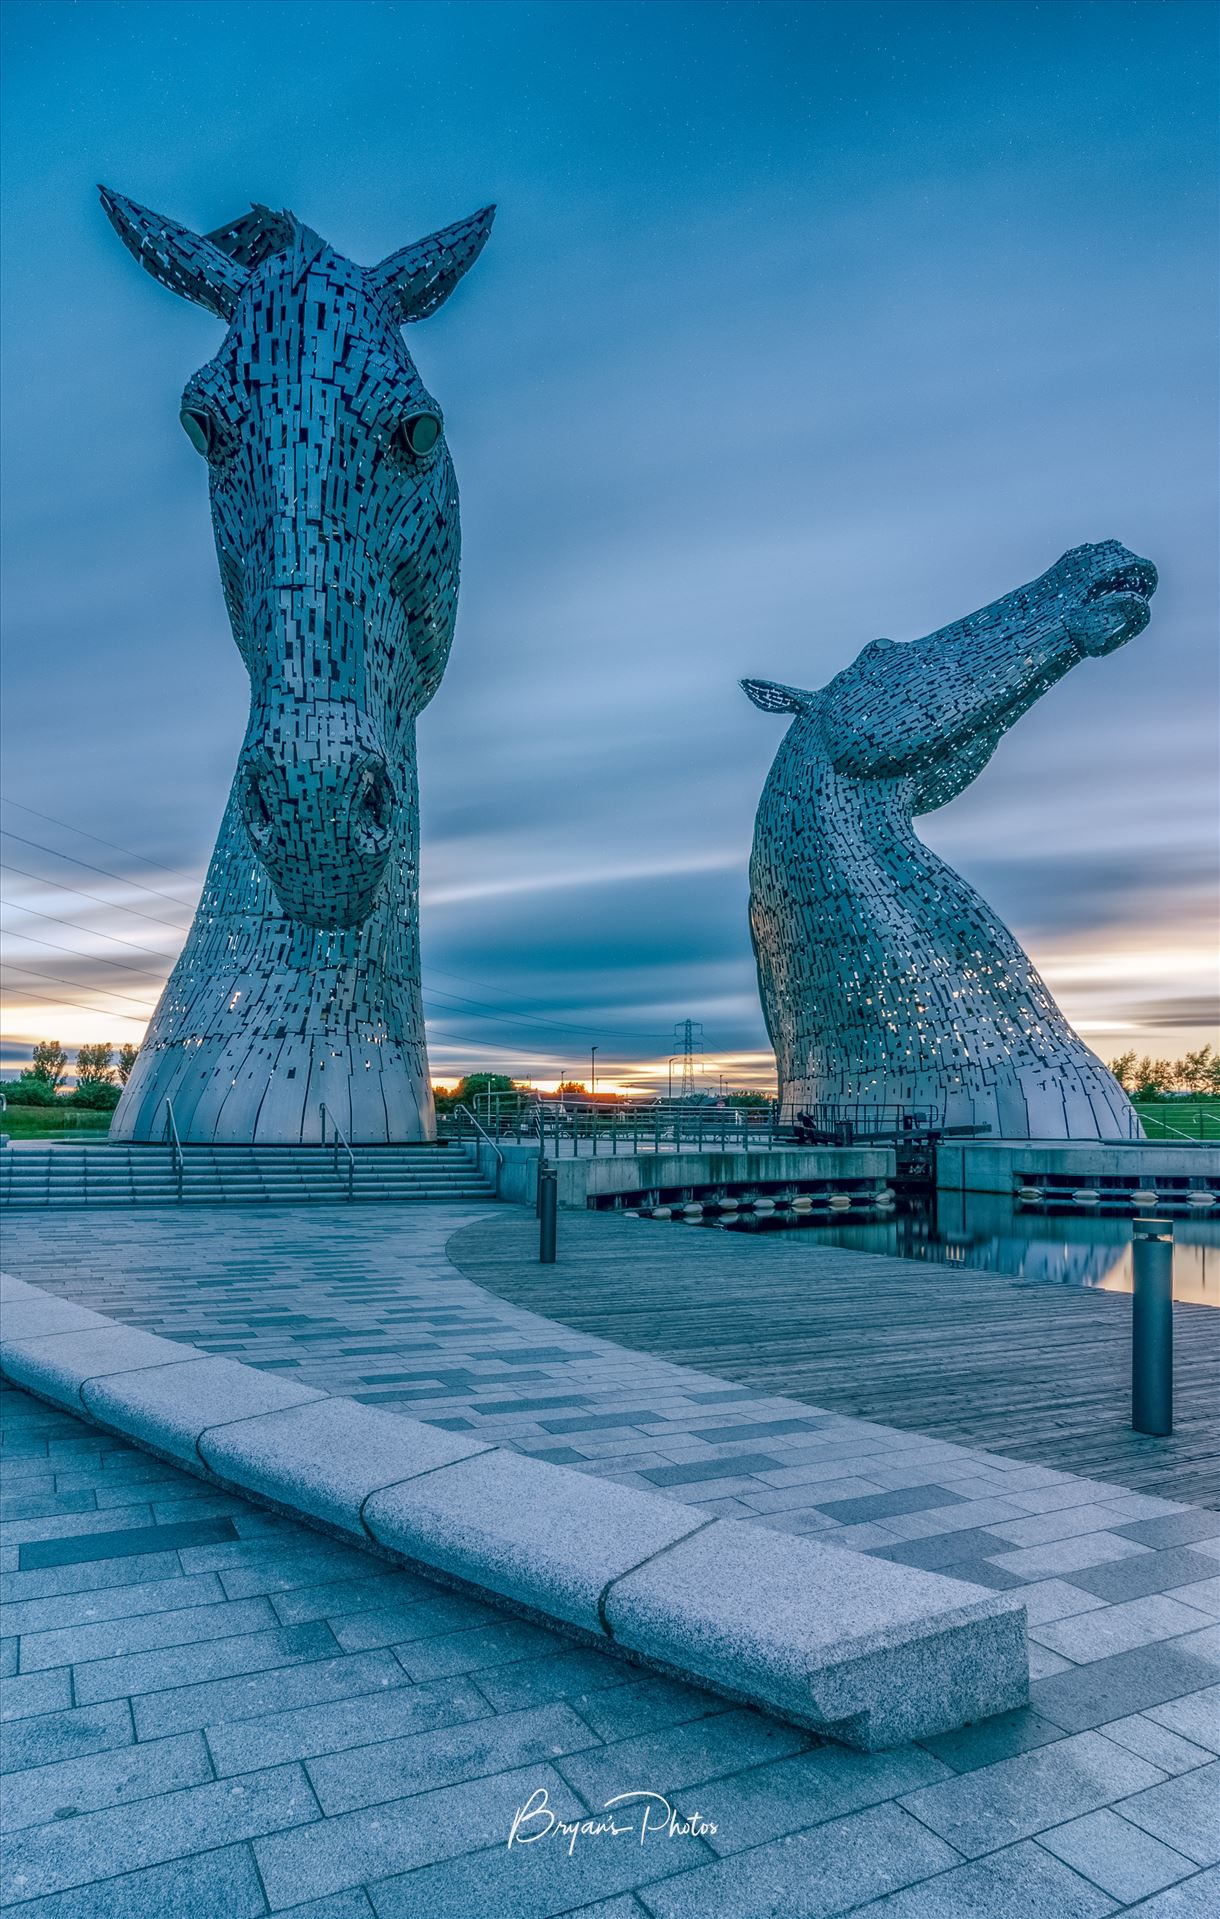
[{"xmin": 238, "ymin": 718, "xmax": 397, "ymax": 931}]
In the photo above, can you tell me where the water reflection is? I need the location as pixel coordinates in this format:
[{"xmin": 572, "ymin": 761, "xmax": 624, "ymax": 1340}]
[{"xmin": 708, "ymin": 1193, "xmax": 1218, "ymax": 1305}]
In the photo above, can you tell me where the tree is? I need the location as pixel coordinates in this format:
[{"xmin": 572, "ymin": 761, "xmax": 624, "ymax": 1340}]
[
  {"xmin": 75, "ymin": 1044, "xmax": 115, "ymax": 1089},
  {"xmin": 556, "ymin": 1080, "xmax": 587, "ymax": 1097},
  {"xmin": 1172, "ymin": 1045, "xmax": 1215, "ymax": 1095},
  {"xmin": 30, "ymin": 1040, "xmax": 67, "ymax": 1091},
  {"xmin": 1107, "ymin": 1051, "xmax": 1138, "ymax": 1091},
  {"xmin": 116, "ymin": 1043, "xmax": 140, "ymax": 1086},
  {"xmin": 1132, "ymin": 1056, "xmax": 1174, "ymax": 1101}
]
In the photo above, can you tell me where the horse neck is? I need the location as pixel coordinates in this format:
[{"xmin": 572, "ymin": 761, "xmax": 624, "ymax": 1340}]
[{"xmin": 769, "ymin": 751, "xmax": 1034, "ymax": 970}]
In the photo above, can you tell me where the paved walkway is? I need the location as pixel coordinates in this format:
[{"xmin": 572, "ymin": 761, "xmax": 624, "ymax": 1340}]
[
  {"xmin": 2, "ymin": 1203, "xmax": 1219, "ymax": 1914},
  {"xmin": 449, "ymin": 1211, "xmax": 1220, "ymax": 1506}
]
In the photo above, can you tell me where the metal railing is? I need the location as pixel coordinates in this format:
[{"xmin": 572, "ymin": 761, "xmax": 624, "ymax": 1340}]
[
  {"xmin": 161, "ymin": 1098, "xmax": 184, "ymax": 1203},
  {"xmin": 441, "ymin": 1096, "xmax": 783, "ymax": 1158},
  {"xmin": 318, "ymin": 1103, "xmax": 355, "ymax": 1200},
  {"xmin": 453, "ymin": 1103, "xmax": 504, "ymax": 1166}
]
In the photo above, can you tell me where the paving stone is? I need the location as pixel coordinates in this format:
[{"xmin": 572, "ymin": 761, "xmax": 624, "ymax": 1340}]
[
  {"xmin": 1098, "ymin": 1712, "xmax": 1219, "ymax": 1775},
  {"xmin": 987, "ymin": 1535, "xmax": 1153, "ymax": 1579},
  {"xmin": 2, "ymin": 1667, "xmax": 72, "ymax": 1721},
  {"xmin": 0, "ymin": 1550, "xmax": 185, "ymax": 1606},
  {"xmin": 897, "ymin": 1729, "xmax": 1165, "ymax": 1858},
  {"xmin": 73, "ymin": 1618, "xmax": 337, "ymax": 1704},
  {"xmin": 917, "ymin": 1707, "xmax": 1066, "ymax": 1774},
  {"xmin": 1069, "ymin": 1551, "xmax": 1220, "ymax": 1604},
  {"xmin": 1033, "ymin": 1594, "xmax": 1217, "ymax": 1665},
  {"xmin": 469, "ymin": 1644, "xmax": 637, "ymax": 1713},
  {"xmin": 638, "ymin": 1455, "xmax": 785, "ymax": 1487},
  {"xmin": 1122, "ymin": 1866, "xmax": 1220, "ymax": 1917},
  {"xmin": 254, "ymin": 1762, "xmax": 586, "ymax": 1909},
  {"xmin": 276, "ymin": 1893, "xmax": 375, "ymax": 1919},
  {"xmin": 1116, "ymin": 1516, "xmax": 1220, "ymax": 1550},
  {"xmin": 369, "ymin": 1825, "xmax": 703, "ymax": 1919},
  {"xmin": 812, "ymin": 1486, "xmax": 967, "ymax": 1525},
  {"xmin": 305, "ymin": 1699, "xmax": 600, "ymax": 1814},
  {"xmin": 2, "ymin": 1731, "xmax": 213, "ymax": 1832},
  {"xmin": 635, "ymin": 1800, "xmax": 960, "ymax": 1918},
  {"xmin": 845, "ymin": 1838, "xmax": 1118, "ymax": 1917},
  {"xmin": 1040, "ymin": 1806, "xmax": 1195, "ymax": 1902},
  {"xmin": 556, "ymin": 1709, "xmax": 810, "ymax": 1810},
  {"xmin": 392, "ymin": 1617, "xmax": 560, "ymax": 1681},
  {"xmin": 1166, "ymin": 1578, "xmax": 1220, "ymax": 1619},
  {"xmin": 1013, "ymin": 1580, "xmax": 1109, "ymax": 1626},
  {"xmin": 1144, "ymin": 1686, "xmax": 1220, "ymax": 1754},
  {"xmin": 18, "ymin": 1516, "xmax": 239, "ymax": 1571},
  {"xmin": 0, "ymin": 1699, "xmax": 134, "ymax": 1776},
  {"xmin": 870, "ymin": 1528, "xmax": 1026, "ymax": 1573},
  {"xmin": 18, "ymin": 1594, "xmax": 278, "ymax": 1671},
  {"xmin": 270, "ymin": 1572, "xmax": 436, "ymax": 1627},
  {"xmin": 1032, "ymin": 1640, "xmax": 1220, "ymax": 1734},
  {"xmin": 206, "ymin": 1673, "xmax": 490, "ymax": 1775},
  {"xmin": 0, "ymin": 1840, "xmax": 269, "ymax": 1918},
  {"xmin": 133, "ymin": 1647, "xmax": 410, "ymax": 1739},
  {"xmin": 571, "ymin": 1674, "xmax": 724, "ymax": 1743},
  {"xmin": 330, "ymin": 1592, "xmax": 499, "ymax": 1651},
  {"xmin": 677, "ymin": 1741, "xmax": 952, "ymax": 1856},
  {"xmin": 1120, "ymin": 1761, "xmax": 1220, "ymax": 1866},
  {"xmin": 1, "ymin": 1762, "xmax": 317, "ymax": 1902}
]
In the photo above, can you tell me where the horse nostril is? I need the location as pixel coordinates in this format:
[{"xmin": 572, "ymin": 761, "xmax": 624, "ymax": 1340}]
[
  {"xmin": 242, "ymin": 767, "xmax": 273, "ymax": 841},
  {"xmin": 355, "ymin": 764, "xmax": 394, "ymax": 837}
]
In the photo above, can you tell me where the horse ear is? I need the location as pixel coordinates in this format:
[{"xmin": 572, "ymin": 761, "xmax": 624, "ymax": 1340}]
[
  {"xmin": 740, "ymin": 679, "xmax": 815, "ymax": 715},
  {"xmin": 99, "ymin": 187, "xmax": 248, "ymax": 320},
  {"xmin": 367, "ymin": 205, "xmax": 495, "ymax": 323}
]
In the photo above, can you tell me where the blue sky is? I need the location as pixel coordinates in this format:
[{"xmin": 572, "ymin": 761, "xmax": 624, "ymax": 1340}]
[{"xmin": 1, "ymin": 0, "xmax": 1216, "ymax": 1089}]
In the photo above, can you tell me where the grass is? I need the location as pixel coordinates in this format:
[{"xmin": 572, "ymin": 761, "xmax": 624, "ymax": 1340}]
[
  {"xmin": 1132, "ymin": 1097, "xmax": 1220, "ymax": 1142},
  {"xmin": 1, "ymin": 1106, "xmax": 114, "ymax": 1141}
]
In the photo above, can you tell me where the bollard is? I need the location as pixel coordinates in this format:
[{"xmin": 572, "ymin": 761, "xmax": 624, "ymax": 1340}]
[
  {"xmin": 539, "ymin": 1163, "xmax": 558, "ymax": 1264},
  {"xmin": 1132, "ymin": 1218, "xmax": 1173, "ymax": 1436}
]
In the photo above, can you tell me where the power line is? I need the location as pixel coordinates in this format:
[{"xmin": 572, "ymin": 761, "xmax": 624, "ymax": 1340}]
[
  {"xmin": 0, "ymin": 927, "xmax": 171, "ymax": 986},
  {"xmin": 0, "ymin": 829, "xmax": 200, "ymax": 910},
  {"xmin": 0, "ymin": 797, "xmax": 202, "ymax": 888},
  {"xmin": 0, "ymin": 983, "xmax": 149, "ymax": 1026},
  {"xmin": 0, "ymin": 900, "xmax": 180, "ymax": 962},
  {"xmin": 1, "ymin": 863, "xmax": 191, "ymax": 934},
  {"xmin": 0, "ymin": 962, "xmax": 158, "ymax": 1012}
]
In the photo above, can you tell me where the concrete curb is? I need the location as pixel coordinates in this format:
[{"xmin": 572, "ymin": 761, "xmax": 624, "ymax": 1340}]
[{"xmin": 0, "ymin": 1272, "xmax": 1028, "ymax": 1749}]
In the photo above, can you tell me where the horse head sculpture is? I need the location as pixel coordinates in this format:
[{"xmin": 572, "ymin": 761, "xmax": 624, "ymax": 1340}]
[
  {"xmin": 102, "ymin": 189, "xmax": 493, "ymax": 1142},
  {"xmin": 744, "ymin": 542, "xmax": 1157, "ymax": 1140}
]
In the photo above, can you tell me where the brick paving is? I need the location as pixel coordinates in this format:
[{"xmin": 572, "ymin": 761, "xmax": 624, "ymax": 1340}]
[{"xmin": 2, "ymin": 1203, "xmax": 1219, "ymax": 1912}]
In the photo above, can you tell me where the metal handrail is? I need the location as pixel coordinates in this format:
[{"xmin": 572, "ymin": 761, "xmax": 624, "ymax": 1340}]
[
  {"xmin": 161, "ymin": 1098, "xmax": 184, "ymax": 1203},
  {"xmin": 454, "ymin": 1103, "xmax": 504, "ymax": 1166},
  {"xmin": 318, "ymin": 1102, "xmax": 355, "ymax": 1200}
]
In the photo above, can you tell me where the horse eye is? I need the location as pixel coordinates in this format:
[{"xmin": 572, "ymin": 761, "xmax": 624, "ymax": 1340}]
[
  {"xmin": 180, "ymin": 407, "xmax": 217, "ymax": 457},
  {"xmin": 398, "ymin": 413, "xmax": 441, "ymax": 458}
]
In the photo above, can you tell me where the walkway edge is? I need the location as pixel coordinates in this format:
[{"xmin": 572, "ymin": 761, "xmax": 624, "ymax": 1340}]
[{"xmin": 0, "ymin": 1271, "xmax": 1028, "ymax": 1750}]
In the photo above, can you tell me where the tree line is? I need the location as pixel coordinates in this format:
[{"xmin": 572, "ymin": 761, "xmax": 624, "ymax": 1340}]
[
  {"xmin": 3, "ymin": 1040, "xmax": 140, "ymax": 1111},
  {"xmin": 1107, "ymin": 1045, "xmax": 1220, "ymax": 1100}
]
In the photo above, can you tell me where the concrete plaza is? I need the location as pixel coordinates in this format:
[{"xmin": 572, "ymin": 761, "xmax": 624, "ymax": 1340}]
[{"xmin": 2, "ymin": 1203, "xmax": 1218, "ymax": 1915}]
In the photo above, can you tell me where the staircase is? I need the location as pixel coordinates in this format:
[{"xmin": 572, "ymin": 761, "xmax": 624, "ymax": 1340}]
[{"xmin": 0, "ymin": 1141, "xmax": 497, "ymax": 1211}]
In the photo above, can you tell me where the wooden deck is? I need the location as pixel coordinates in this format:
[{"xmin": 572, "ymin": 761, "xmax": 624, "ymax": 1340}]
[{"xmin": 449, "ymin": 1210, "xmax": 1220, "ymax": 1508}]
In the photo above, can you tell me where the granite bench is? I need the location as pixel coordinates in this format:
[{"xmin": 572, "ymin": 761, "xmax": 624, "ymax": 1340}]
[{"xmin": 0, "ymin": 1271, "xmax": 1027, "ymax": 1750}]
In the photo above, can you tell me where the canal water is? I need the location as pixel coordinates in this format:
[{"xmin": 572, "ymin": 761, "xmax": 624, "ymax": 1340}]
[{"xmin": 678, "ymin": 1194, "xmax": 1219, "ymax": 1306}]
